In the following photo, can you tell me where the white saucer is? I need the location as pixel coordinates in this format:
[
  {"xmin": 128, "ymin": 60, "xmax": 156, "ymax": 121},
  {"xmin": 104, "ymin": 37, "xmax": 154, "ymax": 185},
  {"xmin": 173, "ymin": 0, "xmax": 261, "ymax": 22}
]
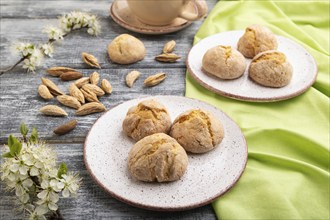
[{"xmin": 109, "ymin": 0, "xmax": 194, "ymax": 35}]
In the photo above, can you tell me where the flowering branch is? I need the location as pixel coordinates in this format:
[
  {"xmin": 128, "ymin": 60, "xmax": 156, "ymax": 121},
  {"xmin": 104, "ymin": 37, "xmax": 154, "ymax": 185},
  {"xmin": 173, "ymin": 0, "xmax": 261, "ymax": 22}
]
[
  {"xmin": 0, "ymin": 11, "xmax": 101, "ymax": 76},
  {"xmin": 1, "ymin": 123, "xmax": 82, "ymax": 220}
]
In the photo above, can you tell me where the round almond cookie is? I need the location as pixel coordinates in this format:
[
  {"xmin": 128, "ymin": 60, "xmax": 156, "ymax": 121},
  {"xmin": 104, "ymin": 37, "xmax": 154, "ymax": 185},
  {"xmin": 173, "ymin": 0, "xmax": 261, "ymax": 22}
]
[
  {"xmin": 170, "ymin": 109, "xmax": 224, "ymax": 154},
  {"xmin": 202, "ymin": 45, "xmax": 246, "ymax": 79},
  {"xmin": 237, "ymin": 24, "xmax": 278, "ymax": 58},
  {"xmin": 122, "ymin": 99, "xmax": 171, "ymax": 141},
  {"xmin": 128, "ymin": 133, "xmax": 188, "ymax": 182},
  {"xmin": 249, "ymin": 50, "xmax": 293, "ymax": 88},
  {"xmin": 108, "ymin": 34, "xmax": 146, "ymax": 64}
]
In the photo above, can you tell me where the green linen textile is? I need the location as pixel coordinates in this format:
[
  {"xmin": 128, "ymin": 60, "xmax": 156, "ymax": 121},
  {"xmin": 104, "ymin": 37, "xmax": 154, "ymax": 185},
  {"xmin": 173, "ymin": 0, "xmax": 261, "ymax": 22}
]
[{"xmin": 185, "ymin": 1, "xmax": 330, "ymax": 219}]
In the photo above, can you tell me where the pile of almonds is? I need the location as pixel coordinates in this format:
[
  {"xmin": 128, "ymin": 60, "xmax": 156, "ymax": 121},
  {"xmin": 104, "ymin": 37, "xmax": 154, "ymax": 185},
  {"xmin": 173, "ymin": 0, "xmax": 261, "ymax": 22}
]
[{"xmin": 39, "ymin": 67, "xmax": 112, "ymax": 117}]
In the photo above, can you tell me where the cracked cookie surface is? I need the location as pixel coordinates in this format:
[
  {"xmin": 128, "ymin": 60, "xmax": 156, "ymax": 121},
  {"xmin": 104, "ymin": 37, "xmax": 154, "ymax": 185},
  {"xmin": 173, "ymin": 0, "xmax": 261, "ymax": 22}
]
[
  {"xmin": 108, "ymin": 34, "xmax": 146, "ymax": 64},
  {"xmin": 202, "ymin": 45, "xmax": 246, "ymax": 79},
  {"xmin": 128, "ymin": 133, "xmax": 188, "ymax": 182},
  {"xmin": 170, "ymin": 109, "xmax": 224, "ymax": 153},
  {"xmin": 249, "ymin": 50, "xmax": 293, "ymax": 88},
  {"xmin": 122, "ymin": 99, "xmax": 171, "ymax": 141},
  {"xmin": 237, "ymin": 24, "xmax": 278, "ymax": 58}
]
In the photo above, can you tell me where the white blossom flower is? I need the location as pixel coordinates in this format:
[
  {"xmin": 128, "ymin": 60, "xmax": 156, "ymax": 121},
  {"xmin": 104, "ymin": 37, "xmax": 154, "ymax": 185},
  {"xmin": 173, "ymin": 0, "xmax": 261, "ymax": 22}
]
[
  {"xmin": 22, "ymin": 49, "xmax": 44, "ymax": 72},
  {"xmin": 42, "ymin": 26, "xmax": 64, "ymax": 41},
  {"xmin": 59, "ymin": 11, "xmax": 101, "ymax": 36},
  {"xmin": 41, "ymin": 43, "xmax": 54, "ymax": 57},
  {"xmin": 60, "ymin": 174, "xmax": 81, "ymax": 197}
]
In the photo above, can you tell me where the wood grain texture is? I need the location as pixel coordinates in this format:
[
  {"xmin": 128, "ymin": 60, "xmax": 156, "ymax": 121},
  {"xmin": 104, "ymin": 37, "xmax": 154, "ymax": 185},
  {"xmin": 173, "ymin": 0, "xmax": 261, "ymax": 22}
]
[{"xmin": 0, "ymin": 0, "xmax": 219, "ymax": 219}]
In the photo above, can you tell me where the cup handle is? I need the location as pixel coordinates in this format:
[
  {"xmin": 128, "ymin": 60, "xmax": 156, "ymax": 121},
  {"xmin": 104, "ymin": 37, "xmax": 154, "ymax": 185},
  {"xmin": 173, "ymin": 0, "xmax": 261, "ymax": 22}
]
[{"xmin": 179, "ymin": 0, "xmax": 208, "ymax": 21}]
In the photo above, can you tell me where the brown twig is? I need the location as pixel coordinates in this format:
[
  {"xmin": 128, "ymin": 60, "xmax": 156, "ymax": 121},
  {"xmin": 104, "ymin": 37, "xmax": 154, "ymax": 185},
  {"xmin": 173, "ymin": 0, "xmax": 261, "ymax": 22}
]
[
  {"xmin": 0, "ymin": 56, "xmax": 26, "ymax": 76},
  {"xmin": 0, "ymin": 29, "xmax": 73, "ymax": 76},
  {"xmin": 49, "ymin": 209, "xmax": 64, "ymax": 220}
]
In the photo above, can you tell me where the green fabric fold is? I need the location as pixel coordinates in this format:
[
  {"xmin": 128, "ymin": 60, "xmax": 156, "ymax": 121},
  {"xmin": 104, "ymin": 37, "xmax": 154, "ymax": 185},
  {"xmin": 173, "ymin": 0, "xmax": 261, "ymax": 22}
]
[{"xmin": 185, "ymin": 1, "xmax": 330, "ymax": 219}]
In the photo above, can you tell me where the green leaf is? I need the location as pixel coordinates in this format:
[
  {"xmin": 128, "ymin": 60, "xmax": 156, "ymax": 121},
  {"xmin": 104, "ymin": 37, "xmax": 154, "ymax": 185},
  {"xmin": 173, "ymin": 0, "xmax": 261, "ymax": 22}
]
[
  {"xmin": 8, "ymin": 135, "xmax": 20, "ymax": 156},
  {"xmin": 20, "ymin": 122, "xmax": 29, "ymax": 136},
  {"xmin": 2, "ymin": 152, "xmax": 14, "ymax": 158},
  {"xmin": 57, "ymin": 162, "xmax": 68, "ymax": 178},
  {"xmin": 8, "ymin": 135, "xmax": 15, "ymax": 148},
  {"xmin": 10, "ymin": 141, "xmax": 22, "ymax": 156},
  {"xmin": 30, "ymin": 128, "xmax": 38, "ymax": 143}
]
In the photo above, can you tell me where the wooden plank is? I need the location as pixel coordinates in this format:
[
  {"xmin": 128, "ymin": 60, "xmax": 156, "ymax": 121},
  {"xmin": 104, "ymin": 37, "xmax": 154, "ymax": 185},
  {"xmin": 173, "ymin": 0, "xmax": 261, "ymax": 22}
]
[
  {"xmin": 0, "ymin": 0, "xmax": 216, "ymax": 19},
  {"xmin": 0, "ymin": 68, "xmax": 186, "ymax": 144},
  {"xmin": 0, "ymin": 17, "xmax": 201, "ymax": 70},
  {"xmin": 0, "ymin": 143, "xmax": 217, "ymax": 219}
]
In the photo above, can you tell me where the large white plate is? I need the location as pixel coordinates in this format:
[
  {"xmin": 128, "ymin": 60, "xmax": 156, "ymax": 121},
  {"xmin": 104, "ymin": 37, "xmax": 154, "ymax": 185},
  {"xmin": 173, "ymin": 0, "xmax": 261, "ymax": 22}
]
[
  {"xmin": 187, "ymin": 30, "xmax": 318, "ymax": 102},
  {"xmin": 84, "ymin": 96, "xmax": 247, "ymax": 211}
]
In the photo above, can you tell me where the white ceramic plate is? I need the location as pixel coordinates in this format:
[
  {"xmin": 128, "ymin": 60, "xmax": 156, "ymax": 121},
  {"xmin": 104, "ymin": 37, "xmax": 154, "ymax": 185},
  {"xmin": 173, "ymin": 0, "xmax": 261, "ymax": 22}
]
[
  {"xmin": 84, "ymin": 96, "xmax": 247, "ymax": 211},
  {"xmin": 187, "ymin": 30, "xmax": 318, "ymax": 102}
]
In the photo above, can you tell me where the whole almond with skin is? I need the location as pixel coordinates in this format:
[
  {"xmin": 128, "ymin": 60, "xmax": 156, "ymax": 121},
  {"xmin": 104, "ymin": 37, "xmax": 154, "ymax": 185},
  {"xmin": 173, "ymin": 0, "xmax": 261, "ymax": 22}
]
[
  {"xmin": 75, "ymin": 77, "xmax": 90, "ymax": 88},
  {"xmin": 40, "ymin": 105, "xmax": 68, "ymax": 117},
  {"xmin": 57, "ymin": 95, "xmax": 81, "ymax": 109},
  {"xmin": 155, "ymin": 53, "xmax": 181, "ymax": 63},
  {"xmin": 38, "ymin": 85, "xmax": 53, "ymax": 100},
  {"xmin": 60, "ymin": 71, "xmax": 83, "ymax": 81},
  {"xmin": 89, "ymin": 71, "xmax": 100, "ymax": 85},
  {"xmin": 163, "ymin": 40, "xmax": 176, "ymax": 53},
  {"xmin": 69, "ymin": 83, "xmax": 85, "ymax": 104},
  {"xmin": 126, "ymin": 70, "xmax": 140, "ymax": 88},
  {"xmin": 82, "ymin": 52, "xmax": 101, "ymax": 69},
  {"xmin": 76, "ymin": 102, "xmax": 105, "ymax": 116},
  {"xmin": 144, "ymin": 73, "xmax": 166, "ymax": 87},
  {"xmin": 82, "ymin": 84, "xmax": 105, "ymax": 96},
  {"xmin": 81, "ymin": 88, "xmax": 99, "ymax": 102},
  {"xmin": 41, "ymin": 77, "xmax": 64, "ymax": 96},
  {"xmin": 46, "ymin": 67, "xmax": 77, "ymax": 77},
  {"xmin": 101, "ymin": 79, "xmax": 112, "ymax": 94},
  {"xmin": 53, "ymin": 119, "xmax": 77, "ymax": 135}
]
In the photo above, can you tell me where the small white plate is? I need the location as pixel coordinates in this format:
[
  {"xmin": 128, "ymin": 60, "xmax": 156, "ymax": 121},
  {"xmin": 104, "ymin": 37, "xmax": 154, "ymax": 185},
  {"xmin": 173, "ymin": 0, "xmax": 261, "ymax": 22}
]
[
  {"xmin": 187, "ymin": 30, "xmax": 318, "ymax": 102},
  {"xmin": 84, "ymin": 96, "xmax": 247, "ymax": 211}
]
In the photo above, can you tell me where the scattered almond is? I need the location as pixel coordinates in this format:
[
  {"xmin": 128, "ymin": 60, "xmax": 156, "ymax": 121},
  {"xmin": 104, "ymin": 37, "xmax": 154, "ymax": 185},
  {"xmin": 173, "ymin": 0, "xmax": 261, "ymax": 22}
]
[
  {"xmin": 60, "ymin": 71, "xmax": 83, "ymax": 81},
  {"xmin": 53, "ymin": 119, "xmax": 78, "ymax": 135},
  {"xmin": 89, "ymin": 71, "xmax": 100, "ymax": 85},
  {"xmin": 125, "ymin": 70, "xmax": 141, "ymax": 88},
  {"xmin": 163, "ymin": 40, "xmax": 176, "ymax": 53},
  {"xmin": 81, "ymin": 88, "xmax": 99, "ymax": 102},
  {"xmin": 46, "ymin": 67, "xmax": 77, "ymax": 77},
  {"xmin": 82, "ymin": 52, "xmax": 101, "ymax": 69},
  {"xmin": 69, "ymin": 83, "xmax": 85, "ymax": 104},
  {"xmin": 74, "ymin": 77, "xmax": 90, "ymax": 88},
  {"xmin": 38, "ymin": 85, "xmax": 53, "ymax": 100},
  {"xmin": 57, "ymin": 95, "xmax": 81, "ymax": 109},
  {"xmin": 41, "ymin": 77, "xmax": 64, "ymax": 96},
  {"xmin": 144, "ymin": 73, "xmax": 166, "ymax": 87},
  {"xmin": 101, "ymin": 79, "xmax": 112, "ymax": 94},
  {"xmin": 82, "ymin": 84, "xmax": 105, "ymax": 97},
  {"xmin": 155, "ymin": 53, "xmax": 181, "ymax": 63},
  {"xmin": 76, "ymin": 102, "xmax": 106, "ymax": 116},
  {"xmin": 40, "ymin": 105, "xmax": 68, "ymax": 117}
]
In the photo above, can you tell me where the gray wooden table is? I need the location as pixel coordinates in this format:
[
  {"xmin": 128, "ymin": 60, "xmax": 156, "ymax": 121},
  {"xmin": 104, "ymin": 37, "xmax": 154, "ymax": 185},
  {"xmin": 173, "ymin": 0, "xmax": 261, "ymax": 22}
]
[{"xmin": 0, "ymin": 0, "xmax": 218, "ymax": 219}]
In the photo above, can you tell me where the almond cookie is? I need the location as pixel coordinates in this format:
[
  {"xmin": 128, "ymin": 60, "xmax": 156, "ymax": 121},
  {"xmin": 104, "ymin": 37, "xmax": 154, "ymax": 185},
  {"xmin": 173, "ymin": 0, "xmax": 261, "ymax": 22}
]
[
  {"xmin": 202, "ymin": 45, "xmax": 246, "ymax": 79},
  {"xmin": 249, "ymin": 50, "xmax": 293, "ymax": 88},
  {"xmin": 170, "ymin": 109, "xmax": 224, "ymax": 154},
  {"xmin": 237, "ymin": 24, "xmax": 278, "ymax": 58},
  {"xmin": 108, "ymin": 34, "xmax": 146, "ymax": 64},
  {"xmin": 128, "ymin": 133, "xmax": 188, "ymax": 182},
  {"xmin": 122, "ymin": 99, "xmax": 171, "ymax": 141}
]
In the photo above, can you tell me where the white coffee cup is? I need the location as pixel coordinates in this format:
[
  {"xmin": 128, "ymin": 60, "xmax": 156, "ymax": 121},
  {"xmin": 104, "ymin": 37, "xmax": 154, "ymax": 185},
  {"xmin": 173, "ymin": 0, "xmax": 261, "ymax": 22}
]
[{"xmin": 126, "ymin": 0, "xmax": 208, "ymax": 26}]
